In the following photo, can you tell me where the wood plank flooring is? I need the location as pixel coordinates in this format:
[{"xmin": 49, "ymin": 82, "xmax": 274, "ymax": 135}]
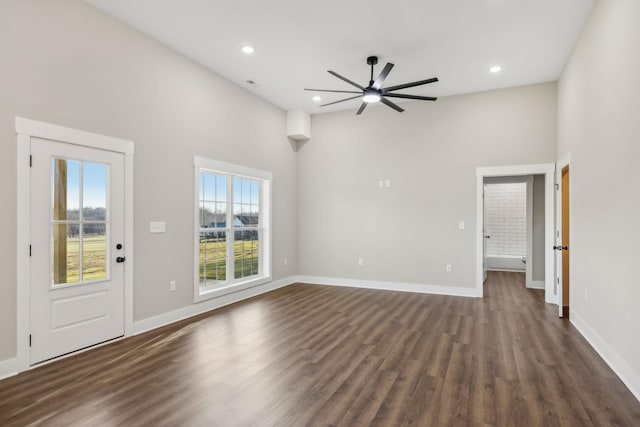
[{"xmin": 1, "ymin": 271, "xmax": 639, "ymax": 426}]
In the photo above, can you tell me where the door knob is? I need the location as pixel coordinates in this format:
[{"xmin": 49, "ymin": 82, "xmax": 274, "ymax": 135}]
[{"xmin": 116, "ymin": 256, "xmax": 126, "ymax": 263}]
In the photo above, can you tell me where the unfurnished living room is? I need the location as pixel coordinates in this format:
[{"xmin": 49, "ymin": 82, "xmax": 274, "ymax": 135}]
[{"xmin": 1, "ymin": 1, "xmax": 639, "ymax": 426}]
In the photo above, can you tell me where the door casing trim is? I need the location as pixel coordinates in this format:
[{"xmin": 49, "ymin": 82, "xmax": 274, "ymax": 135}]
[{"xmin": 15, "ymin": 117, "xmax": 135, "ymax": 371}]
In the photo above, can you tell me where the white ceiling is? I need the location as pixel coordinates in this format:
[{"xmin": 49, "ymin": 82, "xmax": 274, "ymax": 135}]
[{"xmin": 85, "ymin": 0, "xmax": 595, "ymax": 115}]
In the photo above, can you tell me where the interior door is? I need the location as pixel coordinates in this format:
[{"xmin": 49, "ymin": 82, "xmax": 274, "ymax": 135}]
[
  {"xmin": 483, "ymin": 184, "xmax": 489, "ymax": 283},
  {"xmin": 561, "ymin": 167, "xmax": 570, "ymax": 317},
  {"xmin": 555, "ymin": 166, "xmax": 570, "ymax": 317},
  {"xmin": 30, "ymin": 137, "xmax": 126, "ymax": 364}
]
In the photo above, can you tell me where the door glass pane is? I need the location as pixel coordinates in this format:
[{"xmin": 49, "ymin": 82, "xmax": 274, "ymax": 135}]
[
  {"xmin": 51, "ymin": 159, "xmax": 109, "ymax": 285},
  {"xmin": 83, "ymin": 223, "xmax": 107, "ymax": 281},
  {"xmin": 52, "ymin": 159, "xmax": 80, "ymax": 221},
  {"xmin": 83, "ymin": 162, "xmax": 107, "ymax": 220},
  {"xmin": 52, "ymin": 223, "xmax": 80, "ymax": 285}
]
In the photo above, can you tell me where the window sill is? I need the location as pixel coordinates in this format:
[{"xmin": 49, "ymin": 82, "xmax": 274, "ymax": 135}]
[{"xmin": 194, "ymin": 275, "xmax": 272, "ymax": 303}]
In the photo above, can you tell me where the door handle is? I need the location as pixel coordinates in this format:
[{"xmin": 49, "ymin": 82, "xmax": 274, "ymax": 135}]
[
  {"xmin": 484, "ymin": 235, "xmax": 490, "ymax": 239},
  {"xmin": 116, "ymin": 256, "xmax": 126, "ymax": 263},
  {"xmin": 553, "ymin": 246, "xmax": 568, "ymax": 251}
]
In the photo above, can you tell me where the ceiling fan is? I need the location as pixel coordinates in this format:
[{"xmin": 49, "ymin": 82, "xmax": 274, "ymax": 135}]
[{"xmin": 305, "ymin": 56, "xmax": 438, "ymax": 115}]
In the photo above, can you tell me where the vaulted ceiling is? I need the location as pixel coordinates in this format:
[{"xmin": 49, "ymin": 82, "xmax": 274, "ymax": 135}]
[{"xmin": 85, "ymin": 0, "xmax": 595, "ymax": 114}]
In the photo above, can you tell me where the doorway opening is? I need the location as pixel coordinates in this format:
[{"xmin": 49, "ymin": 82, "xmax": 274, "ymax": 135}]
[
  {"xmin": 483, "ymin": 175, "xmax": 546, "ymax": 290},
  {"xmin": 476, "ymin": 164, "xmax": 555, "ymax": 301}
]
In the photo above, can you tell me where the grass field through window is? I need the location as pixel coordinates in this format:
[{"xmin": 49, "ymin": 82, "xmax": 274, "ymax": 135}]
[
  {"xmin": 55, "ymin": 235, "xmax": 107, "ymax": 284},
  {"xmin": 199, "ymin": 236, "xmax": 259, "ymax": 286}
]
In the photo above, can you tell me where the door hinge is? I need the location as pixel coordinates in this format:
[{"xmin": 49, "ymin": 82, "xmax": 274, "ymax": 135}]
[
  {"xmin": 29, "ymin": 155, "xmax": 32, "ymax": 167},
  {"xmin": 555, "ymin": 183, "xmax": 559, "ymax": 190},
  {"xmin": 29, "ymin": 334, "xmax": 32, "ymax": 347}
]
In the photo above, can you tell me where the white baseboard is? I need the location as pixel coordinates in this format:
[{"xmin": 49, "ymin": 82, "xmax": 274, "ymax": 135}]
[
  {"xmin": 297, "ymin": 275, "xmax": 481, "ymax": 298},
  {"xmin": 527, "ymin": 280, "xmax": 545, "ymax": 289},
  {"xmin": 488, "ymin": 268, "xmax": 525, "ymax": 273},
  {"xmin": 571, "ymin": 310, "xmax": 640, "ymax": 402},
  {"xmin": 133, "ymin": 276, "xmax": 296, "ymax": 335},
  {"xmin": 0, "ymin": 356, "xmax": 19, "ymax": 381}
]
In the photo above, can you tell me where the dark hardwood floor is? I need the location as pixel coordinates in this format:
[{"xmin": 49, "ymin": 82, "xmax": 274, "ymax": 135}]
[{"xmin": 1, "ymin": 271, "xmax": 639, "ymax": 426}]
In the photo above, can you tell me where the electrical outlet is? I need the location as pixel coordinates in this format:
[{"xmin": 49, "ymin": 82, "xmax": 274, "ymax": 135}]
[
  {"xmin": 385, "ymin": 180, "xmax": 391, "ymax": 188},
  {"xmin": 458, "ymin": 221, "xmax": 465, "ymax": 230},
  {"xmin": 378, "ymin": 180, "xmax": 384, "ymax": 188},
  {"xmin": 283, "ymin": 258, "xmax": 288, "ymax": 266},
  {"xmin": 170, "ymin": 280, "xmax": 176, "ymax": 292},
  {"xmin": 358, "ymin": 258, "xmax": 364, "ymax": 266},
  {"xmin": 446, "ymin": 264, "xmax": 452, "ymax": 273}
]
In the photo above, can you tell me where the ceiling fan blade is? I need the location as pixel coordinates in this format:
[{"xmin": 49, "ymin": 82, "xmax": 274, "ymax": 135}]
[
  {"xmin": 380, "ymin": 97, "xmax": 405, "ymax": 113},
  {"xmin": 372, "ymin": 62, "xmax": 394, "ymax": 89},
  {"xmin": 384, "ymin": 93, "xmax": 437, "ymax": 101},
  {"xmin": 356, "ymin": 102, "xmax": 368, "ymax": 115},
  {"xmin": 320, "ymin": 95, "xmax": 362, "ymax": 107},
  {"xmin": 383, "ymin": 77, "xmax": 439, "ymax": 93},
  {"xmin": 328, "ymin": 71, "xmax": 365, "ymax": 90},
  {"xmin": 304, "ymin": 88, "xmax": 362, "ymax": 94}
]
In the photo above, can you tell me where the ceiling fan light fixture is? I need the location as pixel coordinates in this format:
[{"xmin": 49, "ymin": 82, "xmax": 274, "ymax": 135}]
[{"xmin": 363, "ymin": 89, "xmax": 381, "ymax": 103}]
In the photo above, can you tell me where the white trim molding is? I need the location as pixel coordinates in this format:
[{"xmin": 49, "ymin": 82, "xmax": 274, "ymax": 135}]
[
  {"xmin": 15, "ymin": 117, "xmax": 135, "ymax": 374},
  {"xmin": 527, "ymin": 280, "xmax": 546, "ymax": 290},
  {"xmin": 0, "ymin": 357, "xmax": 20, "ymax": 381},
  {"xmin": 297, "ymin": 276, "xmax": 481, "ymax": 298},
  {"xmin": 133, "ymin": 276, "xmax": 296, "ymax": 335},
  {"xmin": 571, "ymin": 311, "xmax": 640, "ymax": 402}
]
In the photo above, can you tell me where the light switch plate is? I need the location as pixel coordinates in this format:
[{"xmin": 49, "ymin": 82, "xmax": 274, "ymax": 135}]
[{"xmin": 150, "ymin": 221, "xmax": 166, "ymax": 233}]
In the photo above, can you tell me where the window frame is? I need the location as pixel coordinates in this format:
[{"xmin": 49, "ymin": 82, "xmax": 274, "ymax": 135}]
[{"xmin": 193, "ymin": 156, "xmax": 272, "ymax": 303}]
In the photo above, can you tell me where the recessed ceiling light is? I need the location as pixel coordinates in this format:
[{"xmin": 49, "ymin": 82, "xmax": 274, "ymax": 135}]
[
  {"xmin": 312, "ymin": 96, "xmax": 322, "ymax": 102},
  {"xmin": 242, "ymin": 46, "xmax": 254, "ymax": 54},
  {"xmin": 489, "ymin": 65, "xmax": 502, "ymax": 73}
]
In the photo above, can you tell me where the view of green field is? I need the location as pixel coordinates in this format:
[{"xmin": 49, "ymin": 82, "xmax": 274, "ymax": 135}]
[
  {"xmin": 199, "ymin": 236, "xmax": 259, "ymax": 286},
  {"xmin": 54, "ymin": 235, "xmax": 258, "ymax": 286},
  {"xmin": 55, "ymin": 235, "xmax": 107, "ymax": 284}
]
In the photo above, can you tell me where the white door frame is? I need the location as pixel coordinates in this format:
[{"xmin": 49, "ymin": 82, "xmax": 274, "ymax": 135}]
[
  {"xmin": 16, "ymin": 117, "xmax": 134, "ymax": 372},
  {"xmin": 556, "ymin": 153, "xmax": 571, "ymax": 317},
  {"xmin": 476, "ymin": 163, "xmax": 556, "ymax": 301}
]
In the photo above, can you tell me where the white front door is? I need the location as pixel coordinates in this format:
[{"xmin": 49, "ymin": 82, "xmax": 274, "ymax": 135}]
[{"xmin": 30, "ymin": 137, "xmax": 125, "ymax": 364}]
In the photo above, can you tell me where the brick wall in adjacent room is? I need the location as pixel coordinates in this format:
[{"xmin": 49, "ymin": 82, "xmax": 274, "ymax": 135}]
[{"xmin": 484, "ymin": 183, "xmax": 526, "ymax": 257}]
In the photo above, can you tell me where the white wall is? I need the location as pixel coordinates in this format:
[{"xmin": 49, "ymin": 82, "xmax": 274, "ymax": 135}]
[
  {"xmin": 484, "ymin": 183, "xmax": 527, "ymax": 257},
  {"xmin": 297, "ymin": 83, "xmax": 557, "ymax": 290},
  {"xmin": 558, "ymin": 0, "xmax": 640, "ymax": 396},
  {"xmin": 0, "ymin": 0, "xmax": 297, "ymax": 362}
]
